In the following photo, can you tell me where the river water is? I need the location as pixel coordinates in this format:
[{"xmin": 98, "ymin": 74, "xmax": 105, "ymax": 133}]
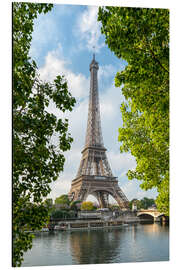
[{"xmin": 22, "ymin": 223, "xmax": 169, "ymax": 267}]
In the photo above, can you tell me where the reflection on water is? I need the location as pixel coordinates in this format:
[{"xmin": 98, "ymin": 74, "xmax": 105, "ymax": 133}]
[
  {"xmin": 70, "ymin": 228, "xmax": 121, "ymax": 264},
  {"xmin": 22, "ymin": 223, "xmax": 169, "ymax": 267}
]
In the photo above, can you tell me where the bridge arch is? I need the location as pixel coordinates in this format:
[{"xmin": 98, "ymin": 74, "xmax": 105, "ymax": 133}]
[
  {"xmin": 137, "ymin": 212, "xmax": 155, "ymax": 218},
  {"xmin": 137, "ymin": 213, "xmax": 154, "ymax": 222},
  {"xmin": 137, "ymin": 210, "xmax": 166, "ymax": 222}
]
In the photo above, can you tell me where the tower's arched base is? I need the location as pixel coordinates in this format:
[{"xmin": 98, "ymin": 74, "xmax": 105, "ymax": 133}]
[{"xmin": 68, "ymin": 175, "xmax": 129, "ymax": 210}]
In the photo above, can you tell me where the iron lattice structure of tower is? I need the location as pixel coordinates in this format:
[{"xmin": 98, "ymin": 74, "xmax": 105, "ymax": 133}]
[{"xmin": 68, "ymin": 55, "xmax": 129, "ymax": 209}]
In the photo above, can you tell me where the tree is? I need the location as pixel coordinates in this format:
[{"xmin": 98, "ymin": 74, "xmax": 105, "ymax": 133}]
[
  {"xmin": 140, "ymin": 197, "xmax": 155, "ymax": 209},
  {"xmin": 81, "ymin": 201, "xmax": 95, "ymax": 211},
  {"xmin": 13, "ymin": 3, "xmax": 76, "ymax": 266},
  {"xmin": 50, "ymin": 209, "xmax": 70, "ymax": 219},
  {"xmin": 98, "ymin": 7, "xmax": 169, "ymax": 216},
  {"xmin": 55, "ymin": 194, "xmax": 70, "ymax": 205},
  {"xmin": 70, "ymin": 200, "xmax": 82, "ymax": 211},
  {"xmin": 44, "ymin": 198, "xmax": 53, "ymax": 206},
  {"xmin": 44, "ymin": 198, "xmax": 54, "ymax": 214},
  {"xmin": 130, "ymin": 197, "xmax": 155, "ymax": 210},
  {"xmin": 129, "ymin": 199, "xmax": 141, "ymax": 210}
]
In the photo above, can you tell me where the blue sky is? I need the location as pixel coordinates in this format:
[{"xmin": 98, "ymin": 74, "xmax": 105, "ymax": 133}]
[{"xmin": 29, "ymin": 3, "xmax": 158, "ymax": 203}]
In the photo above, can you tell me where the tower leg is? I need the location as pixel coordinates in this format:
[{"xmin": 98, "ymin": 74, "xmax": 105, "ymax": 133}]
[
  {"xmin": 95, "ymin": 191, "xmax": 109, "ymax": 208},
  {"xmin": 112, "ymin": 191, "xmax": 129, "ymax": 210}
]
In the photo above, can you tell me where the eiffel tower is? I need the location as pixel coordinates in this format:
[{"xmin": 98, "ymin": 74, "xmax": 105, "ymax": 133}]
[{"xmin": 68, "ymin": 54, "xmax": 129, "ymax": 209}]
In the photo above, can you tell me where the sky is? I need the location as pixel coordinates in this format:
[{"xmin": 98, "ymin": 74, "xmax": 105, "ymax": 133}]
[{"xmin": 29, "ymin": 3, "xmax": 158, "ymax": 203}]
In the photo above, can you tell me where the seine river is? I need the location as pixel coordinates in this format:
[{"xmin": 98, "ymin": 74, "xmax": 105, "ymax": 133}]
[{"xmin": 22, "ymin": 223, "xmax": 169, "ymax": 267}]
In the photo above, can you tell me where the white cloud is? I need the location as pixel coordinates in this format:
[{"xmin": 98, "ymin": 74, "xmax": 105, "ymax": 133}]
[
  {"xmin": 108, "ymin": 151, "xmax": 136, "ymax": 174},
  {"xmin": 122, "ymin": 180, "xmax": 158, "ymax": 201},
  {"xmin": 75, "ymin": 6, "xmax": 104, "ymax": 52},
  {"xmin": 99, "ymin": 83, "xmax": 126, "ymax": 153},
  {"xmin": 39, "ymin": 45, "xmax": 89, "ymax": 100},
  {"xmin": 98, "ymin": 64, "xmax": 117, "ymax": 80},
  {"xmin": 49, "ymin": 176, "xmax": 72, "ymax": 202}
]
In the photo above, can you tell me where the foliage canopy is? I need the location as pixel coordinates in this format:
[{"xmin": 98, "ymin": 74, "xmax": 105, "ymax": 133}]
[
  {"xmin": 129, "ymin": 197, "xmax": 155, "ymax": 210},
  {"xmin": 98, "ymin": 7, "xmax": 169, "ymax": 215},
  {"xmin": 50, "ymin": 209, "xmax": 75, "ymax": 219},
  {"xmin": 55, "ymin": 194, "xmax": 70, "ymax": 205},
  {"xmin": 13, "ymin": 2, "xmax": 76, "ymax": 266},
  {"xmin": 81, "ymin": 201, "xmax": 95, "ymax": 211}
]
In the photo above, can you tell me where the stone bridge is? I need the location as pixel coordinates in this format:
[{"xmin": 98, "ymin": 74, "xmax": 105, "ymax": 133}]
[{"xmin": 137, "ymin": 209, "xmax": 166, "ymax": 222}]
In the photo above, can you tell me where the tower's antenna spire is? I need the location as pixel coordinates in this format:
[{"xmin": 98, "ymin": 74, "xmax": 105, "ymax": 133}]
[{"xmin": 93, "ymin": 46, "xmax": 95, "ymax": 60}]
